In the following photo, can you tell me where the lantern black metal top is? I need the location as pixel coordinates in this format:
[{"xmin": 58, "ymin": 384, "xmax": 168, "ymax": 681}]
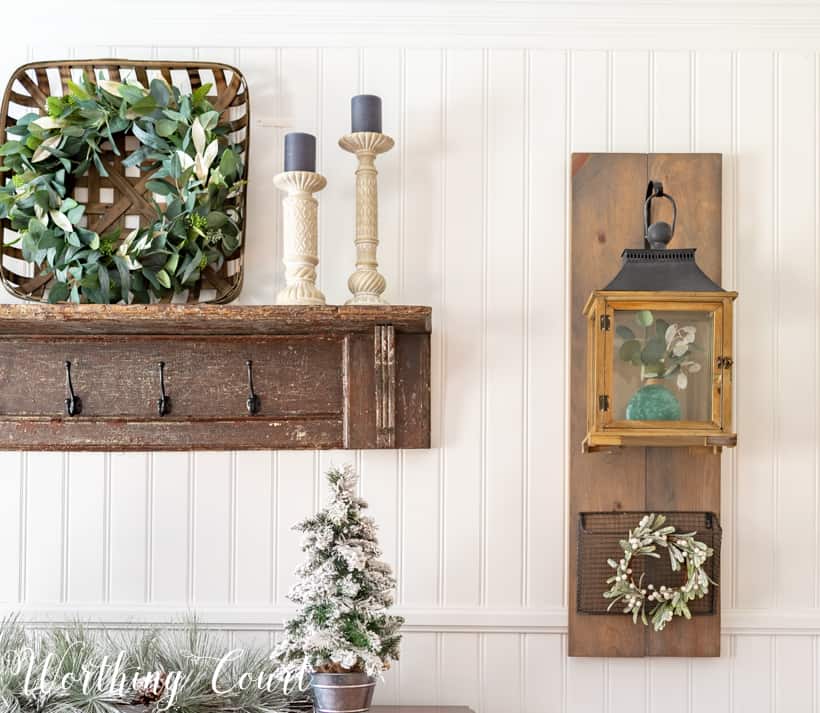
[{"xmin": 603, "ymin": 181, "xmax": 723, "ymax": 293}]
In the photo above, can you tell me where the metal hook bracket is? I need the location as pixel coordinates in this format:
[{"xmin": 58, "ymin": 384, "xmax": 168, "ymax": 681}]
[
  {"xmin": 246, "ymin": 360, "xmax": 261, "ymax": 415},
  {"xmin": 157, "ymin": 361, "xmax": 170, "ymax": 417},
  {"xmin": 64, "ymin": 360, "xmax": 81, "ymax": 417}
]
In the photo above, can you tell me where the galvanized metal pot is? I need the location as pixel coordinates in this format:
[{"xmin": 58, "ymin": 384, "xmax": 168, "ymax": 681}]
[{"xmin": 311, "ymin": 672, "xmax": 376, "ymax": 713}]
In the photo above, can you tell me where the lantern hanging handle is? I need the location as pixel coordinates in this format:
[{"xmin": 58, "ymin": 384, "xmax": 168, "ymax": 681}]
[{"xmin": 643, "ymin": 180, "xmax": 677, "ymax": 249}]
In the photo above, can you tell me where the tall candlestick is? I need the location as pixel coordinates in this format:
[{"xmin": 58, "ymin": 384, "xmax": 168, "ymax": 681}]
[
  {"xmin": 274, "ymin": 170, "xmax": 327, "ymax": 305},
  {"xmin": 338, "ymin": 130, "xmax": 394, "ymax": 305}
]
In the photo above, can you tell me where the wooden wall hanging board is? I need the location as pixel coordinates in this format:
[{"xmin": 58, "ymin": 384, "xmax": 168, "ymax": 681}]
[
  {"xmin": 569, "ymin": 153, "xmax": 722, "ymax": 657},
  {"xmin": 0, "ymin": 304, "xmax": 431, "ymax": 451}
]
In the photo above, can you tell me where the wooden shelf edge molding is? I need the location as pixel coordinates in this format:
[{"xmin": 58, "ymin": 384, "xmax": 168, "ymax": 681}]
[
  {"xmin": 0, "ymin": 304, "xmax": 432, "ymax": 335},
  {"xmin": 0, "ymin": 304, "xmax": 432, "ymax": 451}
]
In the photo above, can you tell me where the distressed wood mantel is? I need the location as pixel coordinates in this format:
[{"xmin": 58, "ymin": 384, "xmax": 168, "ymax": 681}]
[{"xmin": 0, "ymin": 304, "xmax": 431, "ymax": 451}]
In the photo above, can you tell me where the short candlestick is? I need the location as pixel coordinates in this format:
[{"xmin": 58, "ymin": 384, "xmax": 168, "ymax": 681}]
[
  {"xmin": 338, "ymin": 131, "xmax": 395, "ymax": 305},
  {"xmin": 274, "ymin": 170, "xmax": 327, "ymax": 306}
]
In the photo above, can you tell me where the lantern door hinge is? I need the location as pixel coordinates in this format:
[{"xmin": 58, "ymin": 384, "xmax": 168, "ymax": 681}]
[
  {"xmin": 600, "ymin": 314, "xmax": 611, "ymax": 331},
  {"xmin": 717, "ymin": 356, "xmax": 733, "ymax": 370},
  {"xmin": 598, "ymin": 394, "xmax": 610, "ymax": 412}
]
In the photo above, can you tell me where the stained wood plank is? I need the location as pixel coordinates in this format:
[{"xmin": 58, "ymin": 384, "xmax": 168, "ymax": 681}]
[
  {"xmin": 645, "ymin": 153, "xmax": 722, "ymax": 657},
  {"xmin": 570, "ymin": 153, "xmax": 723, "ymax": 658},
  {"xmin": 0, "ymin": 304, "xmax": 432, "ymax": 335},
  {"xmin": 570, "ymin": 153, "xmax": 648, "ymax": 657},
  {"xmin": 0, "ymin": 417, "xmax": 344, "ymax": 451}
]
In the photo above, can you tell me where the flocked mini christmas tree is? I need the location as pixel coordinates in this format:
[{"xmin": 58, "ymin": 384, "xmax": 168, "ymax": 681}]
[{"xmin": 273, "ymin": 464, "xmax": 403, "ymax": 685}]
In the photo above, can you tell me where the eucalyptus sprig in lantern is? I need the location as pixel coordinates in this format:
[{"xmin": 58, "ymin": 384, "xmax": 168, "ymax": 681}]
[{"xmin": 582, "ymin": 181, "xmax": 737, "ymax": 452}]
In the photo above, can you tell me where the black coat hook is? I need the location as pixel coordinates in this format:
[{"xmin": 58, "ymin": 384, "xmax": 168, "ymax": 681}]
[
  {"xmin": 64, "ymin": 360, "xmax": 81, "ymax": 417},
  {"xmin": 157, "ymin": 361, "xmax": 170, "ymax": 417},
  {"xmin": 246, "ymin": 360, "xmax": 260, "ymax": 415}
]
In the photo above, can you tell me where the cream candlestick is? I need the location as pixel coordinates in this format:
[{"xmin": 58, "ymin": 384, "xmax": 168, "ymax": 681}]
[
  {"xmin": 338, "ymin": 132, "xmax": 394, "ymax": 305},
  {"xmin": 274, "ymin": 170, "xmax": 327, "ymax": 306}
]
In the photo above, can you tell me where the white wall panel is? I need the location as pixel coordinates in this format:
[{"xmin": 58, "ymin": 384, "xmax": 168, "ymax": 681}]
[
  {"xmin": 150, "ymin": 452, "xmax": 190, "ymax": 602},
  {"xmin": 525, "ymin": 49, "xmax": 567, "ymax": 610},
  {"xmin": 0, "ymin": 453, "xmax": 22, "ymax": 602},
  {"xmin": 612, "ymin": 50, "xmax": 651, "ymax": 152},
  {"xmin": 440, "ymin": 633, "xmax": 481, "ymax": 711},
  {"xmin": 608, "ymin": 659, "xmax": 647, "ymax": 713},
  {"xmin": 193, "ymin": 452, "xmax": 232, "ymax": 603},
  {"xmin": 485, "ymin": 48, "xmax": 526, "ymax": 607},
  {"xmin": 0, "ymin": 5, "xmax": 818, "ymax": 711},
  {"xmin": 566, "ymin": 657, "xmax": 604, "ymax": 713},
  {"xmin": 400, "ymin": 48, "xmax": 443, "ymax": 607},
  {"xmin": 108, "ymin": 453, "xmax": 148, "ymax": 602},
  {"xmin": 570, "ymin": 51, "xmax": 608, "ymax": 151},
  {"xmin": 691, "ymin": 635, "xmax": 732, "ymax": 713},
  {"xmin": 774, "ymin": 51, "xmax": 817, "ymax": 610},
  {"xmin": 66, "ymin": 453, "xmax": 105, "ymax": 602},
  {"xmin": 648, "ymin": 659, "xmax": 689, "ymax": 713},
  {"xmin": 735, "ymin": 50, "xmax": 776, "ymax": 610},
  {"xmin": 733, "ymin": 636, "xmax": 773, "ymax": 712},
  {"xmin": 234, "ymin": 452, "xmax": 273, "ymax": 603},
  {"xmin": 652, "ymin": 51, "xmax": 693, "ymax": 151},
  {"xmin": 398, "ymin": 632, "xmax": 438, "ymax": 704},
  {"xmin": 441, "ymin": 47, "xmax": 484, "ymax": 608},
  {"xmin": 775, "ymin": 637, "xmax": 815, "ymax": 713}
]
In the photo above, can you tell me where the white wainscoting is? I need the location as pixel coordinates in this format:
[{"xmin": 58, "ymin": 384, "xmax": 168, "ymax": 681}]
[{"xmin": 1, "ymin": 2, "xmax": 820, "ymax": 711}]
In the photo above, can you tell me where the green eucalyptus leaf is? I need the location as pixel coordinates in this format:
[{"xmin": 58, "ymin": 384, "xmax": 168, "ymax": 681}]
[
  {"xmin": 47, "ymin": 281, "xmax": 70, "ymax": 303},
  {"xmin": 619, "ymin": 340, "xmax": 642, "ymax": 362},
  {"xmin": 66, "ymin": 204, "xmax": 85, "ymax": 225},
  {"xmin": 118, "ymin": 84, "xmax": 148, "ymax": 105},
  {"xmin": 641, "ymin": 337, "xmax": 665, "ymax": 364},
  {"xmin": 191, "ymin": 83, "xmax": 213, "ymax": 104},
  {"xmin": 146, "ymin": 179, "xmax": 176, "ymax": 196},
  {"xmin": 156, "ymin": 119, "xmax": 178, "ymax": 138},
  {"xmin": 219, "ymin": 147, "xmax": 237, "ymax": 179},
  {"xmin": 206, "ymin": 211, "xmax": 228, "ymax": 229},
  {"xmin": 615, "ymin": 324, "xmax": 635, "ymax": 341},
  {"xmin": 156, "ymin": 269, "xmax": 171, "ymax": 289},
  {"xmin": 635, "ymin": 310, "xmax": 654, "ymax": 327},
  {"xmin": 199, "ymin": 110, "xmax": 219, "ymax": 131},
  {"xmin": 113, "ymin": 255, "xmax": 131, "ymax": 301},
  {"xmin": 149, "ymin": 78, "xmax": 170, "ymax": 108}
]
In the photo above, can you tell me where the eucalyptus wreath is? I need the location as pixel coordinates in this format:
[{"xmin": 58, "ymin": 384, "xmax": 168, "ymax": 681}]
[
  {"xmin": 603, "ymin": 513, "xmax": 716, "ymax": 632},
  {"xmin": 0, "ymin": 73, "xmax": 245, "ymax": 303}
]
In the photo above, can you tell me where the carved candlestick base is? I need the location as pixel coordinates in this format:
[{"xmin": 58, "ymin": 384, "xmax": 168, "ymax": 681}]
[
  {"xmin": 274, "ymin": 170, "xmax": 327, "ymax": 306},
  {"xmin": 338, "ymin": 132, "xmax": 395, "ymax": 305}
]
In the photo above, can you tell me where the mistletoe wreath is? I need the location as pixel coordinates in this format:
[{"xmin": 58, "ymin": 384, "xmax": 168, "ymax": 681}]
[
  {"xmin": 603, "ymin": 513, "xmax": 716, "ymax": 632},
  {"xmin": 0, "ymin": 73, "xmax": 245, "ymax": 303}
]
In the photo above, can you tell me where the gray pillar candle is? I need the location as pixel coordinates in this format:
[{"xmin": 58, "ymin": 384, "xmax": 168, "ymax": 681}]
[
  {"xmin": 351, "ymin": 94, "xmax": 382, "ymax": 133},
  {"xmin": 284, "ymin": 132, "xmax": 316, "ymax": 172}
]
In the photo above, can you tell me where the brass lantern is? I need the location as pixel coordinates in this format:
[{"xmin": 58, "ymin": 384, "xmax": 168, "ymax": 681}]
[{"xmin": 583, "ymin": 181, "xmax": 737, "ymax": 452}]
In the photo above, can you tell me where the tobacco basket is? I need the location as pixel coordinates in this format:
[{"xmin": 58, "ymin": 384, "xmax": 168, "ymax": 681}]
[
  {"xmin": 577, "ymin": 511, "xmax": 721, "ymax": 616},
  {"xmin": 0, "ymin": 59, "xmax": 250, "ymax": 303}
]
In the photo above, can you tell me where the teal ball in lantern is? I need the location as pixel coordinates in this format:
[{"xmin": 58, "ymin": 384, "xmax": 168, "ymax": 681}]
[{"xmin": 625, "ymin": 383, "xmax": 681, "ymax": 421}]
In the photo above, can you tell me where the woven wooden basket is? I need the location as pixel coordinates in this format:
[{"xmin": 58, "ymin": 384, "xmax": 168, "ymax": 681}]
[{"xmin": 0, "ymin": 59, "xmax": 250, "ymax": 303}]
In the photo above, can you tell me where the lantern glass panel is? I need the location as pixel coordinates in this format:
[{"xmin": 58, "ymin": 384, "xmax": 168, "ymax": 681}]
[{"xmin": 612, "ymin": 308, "xmax": 714, "ymax": 423}]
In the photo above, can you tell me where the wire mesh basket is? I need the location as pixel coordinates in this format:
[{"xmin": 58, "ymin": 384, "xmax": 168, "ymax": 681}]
[
  {"xmin": 577, "ymin": 511, "xmax": 721, "ymax": 615},
  {"xmin": 0, "ymin": 59, "xmax": 249, "ymax": 303}
]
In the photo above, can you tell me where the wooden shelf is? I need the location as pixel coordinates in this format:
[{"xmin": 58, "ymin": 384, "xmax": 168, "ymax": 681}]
[
  {"xmin": 0, "ymin": 304, "xmax": 431, "ymax": 451},
  {"xmin": 0, "ymin": 304, "xmax": 432, "ymax": 335}
]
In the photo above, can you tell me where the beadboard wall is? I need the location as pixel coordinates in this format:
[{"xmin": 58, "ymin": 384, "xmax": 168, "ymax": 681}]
[{"xmin": 2, "ymin": 2, "xmax": 820, "ymax": 711}]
